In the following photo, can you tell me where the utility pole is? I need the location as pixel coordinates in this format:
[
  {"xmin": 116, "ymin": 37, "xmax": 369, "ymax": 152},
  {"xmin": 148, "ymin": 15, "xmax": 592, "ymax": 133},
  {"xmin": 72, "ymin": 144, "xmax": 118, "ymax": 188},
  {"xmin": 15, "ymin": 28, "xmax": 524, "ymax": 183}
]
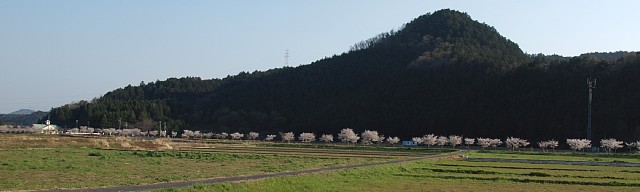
[
  {"xmin": 587, "ymin": 77, "xmax": 596, "ymax": 140},
  {"xmin": 159, "ymin": 121, "xmax": 162, "ymax": 138}
]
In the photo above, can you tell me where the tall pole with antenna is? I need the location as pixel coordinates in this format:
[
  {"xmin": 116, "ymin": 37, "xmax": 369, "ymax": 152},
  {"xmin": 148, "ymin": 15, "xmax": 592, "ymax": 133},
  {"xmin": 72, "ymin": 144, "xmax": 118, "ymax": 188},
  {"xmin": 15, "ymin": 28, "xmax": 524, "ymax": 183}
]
[{"xmin": 587, "ymin": 77, "xmax": 596, "ymax": 140}]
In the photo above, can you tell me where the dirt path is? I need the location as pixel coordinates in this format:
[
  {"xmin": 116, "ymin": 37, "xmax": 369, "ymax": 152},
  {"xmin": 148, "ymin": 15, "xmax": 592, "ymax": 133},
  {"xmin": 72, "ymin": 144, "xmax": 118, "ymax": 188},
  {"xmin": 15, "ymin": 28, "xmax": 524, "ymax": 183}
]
[{"xmin": 45, "ymin": 151, "xmax": 464, "ymax": 192}]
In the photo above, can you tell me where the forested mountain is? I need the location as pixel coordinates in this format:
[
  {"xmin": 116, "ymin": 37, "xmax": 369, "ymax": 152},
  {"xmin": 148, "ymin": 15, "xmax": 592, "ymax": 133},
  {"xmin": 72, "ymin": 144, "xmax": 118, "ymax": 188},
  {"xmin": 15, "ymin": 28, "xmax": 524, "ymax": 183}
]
[{"xmin": 47, "ymin": 9, "xmax": 640, "ymax": 142}]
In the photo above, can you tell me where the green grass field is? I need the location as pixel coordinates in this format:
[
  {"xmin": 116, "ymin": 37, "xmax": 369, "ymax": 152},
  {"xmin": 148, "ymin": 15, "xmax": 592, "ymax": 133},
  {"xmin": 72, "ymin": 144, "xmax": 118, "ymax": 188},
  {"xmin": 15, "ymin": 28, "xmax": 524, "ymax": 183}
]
[
  {"xmin": 468, "ymin": 150, "xmax": 640, "ymax": 163},
  {"xmin": 0, "ymin": 135, "xmax": 389, "ymax": 191},
  {"xmin": 3, "ymin": 134, "xmax": 640, "ymax": 191},
  {"xmin": 157, "ymin": 151, "xmax": 640, "ymax": 192}
]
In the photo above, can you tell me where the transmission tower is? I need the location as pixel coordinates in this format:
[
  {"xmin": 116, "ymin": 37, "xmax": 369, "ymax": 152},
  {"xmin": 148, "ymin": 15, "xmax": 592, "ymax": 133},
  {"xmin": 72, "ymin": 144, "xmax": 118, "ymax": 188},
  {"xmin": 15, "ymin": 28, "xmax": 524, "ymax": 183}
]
[
  {"xmin": 285, "ymin": 49, "xmax": 289, "ymax": 66},
  {"xmin": 587, "ymin": 77, "xmax": 596, "ymax": 140}
]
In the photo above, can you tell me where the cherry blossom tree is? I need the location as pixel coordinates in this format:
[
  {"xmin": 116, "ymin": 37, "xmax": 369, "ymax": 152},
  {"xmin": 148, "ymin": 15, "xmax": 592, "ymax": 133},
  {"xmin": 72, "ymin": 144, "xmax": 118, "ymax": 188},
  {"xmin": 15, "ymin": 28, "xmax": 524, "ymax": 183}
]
[
  {"xmin": 281, "ymin": 132, "xmax": 295, "ymax": 143},
  {"xmin": 171, "ymin": 131, "xmax": 178, "ymax": 138},
  {"xmin": 476, "ymin": 138, "xmax": 491, "ymax": 150},
  {"xmin": 423, "ymin": 134, "xmax": 437, "ymax": 148},
  {"xmin": 520, "ymin": 139, "xmax": 530, "ymax": 151},
  {"xmin": 193, "ymin": 131, "xmax": 202, "ymax": 139},
  {"xmin": 149, "ymin": 130, "xmax": 158, "ymax": 137},
  {"xmin": 412, "ymin": 137, "xmax": 424, "ymax": 145},
  {"xmin": 566, "ymin": 139, "xmax": 591, "ymax": 151},
  {"xmin": 464, "ymin": 138, "xmax": 475, "ymax": 148},
  {"xmin": 182, "ymin": 130, "xmax": 193, "ymax": 139},
  {"xmin": 600, "ymin": 138, "xmax": 623, "ymax": 154},
  {"xmin": 230, "ymin": 132, "xmax": 244, "ymax": 140},
  {"xmin": 377, "ymin": 135, "xmax": 386, "ymax": 146},
  {"xmin": 386, "ymin": 136, "xmax": 400, "ymax": 146},
  {"xmin": 320, "ymin": 134, "xmax": 334, "ymax": 143},
  {"xmin": 360, "ymin": 130, "xmax": 380, "ymax": 145},
  {"xmin": 265, "ymin": 134, "xmax": 277, "ymax": 141},
  {"xmin": 248, "ymin": 132, "xmax": 260, "ymax": 140},
  {"xmin": 338, "ymin": 128, "xmax": 359, "ymax": 145},
  {"xmin": 436, "ymin": 136, "xmax": 448, "ymax": 147},
  {"xmin": 490, "ymin": 138, "xmax": 503, "ymax": 150},
  {"xmin": 299, "ymin": 132, "xmax": 316, "ymax": 143},
  {"xmin": 214, "ymin": 132, "xmax": 228, "ymax": 139},
  {"xmin": 538, "ymin": 140, "xmax": 559, "ymax": 152},
  {"xmin": 448, "ymin": 135, "xmax": 462, "ymax": 148},
  {"xmin": 626, "ymin": 141, "xmax": 640, "ymax": 153},
  {"xmin": 506, "ymin": 137, "xmax": 528, "ymax": 151}
]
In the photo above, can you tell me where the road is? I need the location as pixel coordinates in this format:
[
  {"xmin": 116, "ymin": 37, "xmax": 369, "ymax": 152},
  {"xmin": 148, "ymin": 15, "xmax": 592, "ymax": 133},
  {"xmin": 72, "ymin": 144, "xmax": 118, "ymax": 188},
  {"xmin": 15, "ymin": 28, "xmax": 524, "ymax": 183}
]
[{"xmin": 45, "ymin": 151, "xmax": 464, "ymax": 192}]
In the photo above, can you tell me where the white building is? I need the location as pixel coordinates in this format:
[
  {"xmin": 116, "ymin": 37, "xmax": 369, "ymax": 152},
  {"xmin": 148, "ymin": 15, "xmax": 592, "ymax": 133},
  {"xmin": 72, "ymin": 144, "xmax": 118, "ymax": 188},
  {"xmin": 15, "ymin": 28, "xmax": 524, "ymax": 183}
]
[{"xmin": 32, "ymin": 119, "xmax": 59, "ymax": 134}]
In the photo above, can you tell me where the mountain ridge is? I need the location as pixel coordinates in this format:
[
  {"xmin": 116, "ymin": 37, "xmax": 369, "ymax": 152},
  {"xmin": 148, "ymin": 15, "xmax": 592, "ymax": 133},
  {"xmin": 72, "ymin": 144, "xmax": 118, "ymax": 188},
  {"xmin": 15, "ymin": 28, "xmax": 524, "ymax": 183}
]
[
  {"xmin": 9, "ymin": 109, "xmax": 36, "ymax": 115},
  {"xmin": 47, "ymin": 9, "xmax": 640, "ymax": 142}
]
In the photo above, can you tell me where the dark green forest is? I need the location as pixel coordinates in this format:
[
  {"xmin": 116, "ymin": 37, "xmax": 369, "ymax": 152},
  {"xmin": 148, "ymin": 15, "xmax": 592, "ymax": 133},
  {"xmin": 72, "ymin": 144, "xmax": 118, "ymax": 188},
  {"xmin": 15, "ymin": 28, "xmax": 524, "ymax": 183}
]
[{"xmin": 47, "ymin": 9, "xmax": 640, "ymax": 142}]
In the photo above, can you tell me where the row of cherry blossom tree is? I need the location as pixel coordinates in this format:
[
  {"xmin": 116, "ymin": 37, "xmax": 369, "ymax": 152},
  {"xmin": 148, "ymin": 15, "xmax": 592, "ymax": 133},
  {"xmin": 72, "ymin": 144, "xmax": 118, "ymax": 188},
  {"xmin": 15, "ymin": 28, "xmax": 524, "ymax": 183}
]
[
  {"xmin": 179, "ymin": 128, "xmax": 402, "ymax": 146},
  {"xmin": 176, "ymin": 128, "xmax": 640, "ymax": 153},
  {"xmin": 6, "ymin": 124, "xmax": 639, "ymax": 153},
  {"xmin": 410, "ymin": 135, "xmax": 640, "ymax": 154}
]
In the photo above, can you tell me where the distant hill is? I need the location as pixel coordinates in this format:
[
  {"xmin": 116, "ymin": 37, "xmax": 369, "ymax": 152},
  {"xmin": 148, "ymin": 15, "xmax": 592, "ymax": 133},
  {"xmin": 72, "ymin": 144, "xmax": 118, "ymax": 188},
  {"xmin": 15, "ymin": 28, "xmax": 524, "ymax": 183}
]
[
  {"xmin": 1, "ymin": 111, "xmax": 48, "ymax": 126},
  {"xmin": 47, "ymin": 9, "xmax": 640, "ymax": 142},
  {"xmin": 9, "ymin": 109, "xmax": 36, "ymax": 115}
]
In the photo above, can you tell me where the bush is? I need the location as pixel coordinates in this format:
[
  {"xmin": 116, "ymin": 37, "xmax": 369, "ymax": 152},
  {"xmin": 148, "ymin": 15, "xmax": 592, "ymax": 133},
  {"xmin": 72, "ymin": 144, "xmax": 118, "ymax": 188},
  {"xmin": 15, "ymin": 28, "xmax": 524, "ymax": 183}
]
[
  {"xmin": 88, "ymin": 152, "xmax": 101, "ymax": 156},
  {"xmin": 526, "ymin": 172, "xmax": 551, "ymax": 177}
]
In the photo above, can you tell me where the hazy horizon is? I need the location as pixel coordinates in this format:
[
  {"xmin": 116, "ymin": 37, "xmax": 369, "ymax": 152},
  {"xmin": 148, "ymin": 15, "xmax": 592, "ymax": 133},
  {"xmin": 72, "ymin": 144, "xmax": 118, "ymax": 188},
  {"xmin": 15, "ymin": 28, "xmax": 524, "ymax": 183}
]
[{"xmin": 1, "ymin": 0, "xmax": 639, "ymax": 114}]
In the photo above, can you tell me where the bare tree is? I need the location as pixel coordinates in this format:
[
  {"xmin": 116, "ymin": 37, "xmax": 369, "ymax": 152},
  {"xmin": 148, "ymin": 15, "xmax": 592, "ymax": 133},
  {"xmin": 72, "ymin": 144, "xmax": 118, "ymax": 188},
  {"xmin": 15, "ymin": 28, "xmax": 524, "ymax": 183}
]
[
  {"xmin": 360, "ymin": 130, "xmax": 380, "ymax": 145},
  {"xmin": 386, "ymin": 136, "xmax": 400, "ymax": 146},
  {"xmin": 265, "ymin": 134, "xmax": 277, "ymax": 141},
  {"xmin": 448, "ymin": 135, "xmax": 462, "ymax": 148},
  {"xmin": 423, "ymin": 134, "xmax": 437, "ymax": 148},
  {"xmin": 600, "ymin": 138, "xmax": 623, "ymax": 154},
  {"xmin": 320, "ymin": 134, "xmax": 334, "ymax": 143},
  {"xmin": 464, "ymin": 138, "xmax": 475, "ymax": 148},
  {"xmin": 299, "ymin": 132, "xmax": 316, "ymax": 143},
  {"xmin": 281, "ymin": 132, "xmax": 295, "ymax": 143},
  {"xmin": 566, "ymin": 139, "xmax": 591, "ymax": 151},
  {"xmin": 248, "ymin": 132, "xmax": 260, "ymax": 140},
  {"xmin": 338, "ymin": 128, "xmax": 359, "ymax": 145}
]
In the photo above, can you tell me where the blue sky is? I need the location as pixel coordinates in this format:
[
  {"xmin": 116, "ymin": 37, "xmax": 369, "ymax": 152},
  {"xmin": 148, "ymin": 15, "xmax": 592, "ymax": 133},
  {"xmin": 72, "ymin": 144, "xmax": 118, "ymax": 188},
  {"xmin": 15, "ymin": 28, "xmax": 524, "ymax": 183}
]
[{"xmin": 1, "ymin": 0, "xmax": 639, "ymax": 113}]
